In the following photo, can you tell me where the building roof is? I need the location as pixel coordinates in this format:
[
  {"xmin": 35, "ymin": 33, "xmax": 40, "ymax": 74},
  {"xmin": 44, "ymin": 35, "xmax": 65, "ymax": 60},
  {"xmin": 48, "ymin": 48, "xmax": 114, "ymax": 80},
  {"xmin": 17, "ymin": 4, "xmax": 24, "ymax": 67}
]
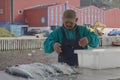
[{"xmin": 24, "ymin": 3, "xmax": 59, "ymax": 10}]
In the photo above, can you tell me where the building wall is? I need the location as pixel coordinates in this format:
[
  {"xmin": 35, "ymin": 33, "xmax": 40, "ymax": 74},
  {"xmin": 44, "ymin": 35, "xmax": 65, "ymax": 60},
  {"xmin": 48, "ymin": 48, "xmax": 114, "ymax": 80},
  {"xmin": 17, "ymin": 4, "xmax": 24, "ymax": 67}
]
[
  {"xmin": 105, "ymin": 8, "xmax": 120, "ymax": 28},
  {"xmin": 0, "ymin": 0, "xmax": 11, "ymax": 30},
  {"xmin": 83, "ymin": 6, "xmax": 105, "ymax": 25},
  {"xmin": 48, "ymin": 4, "xmax": 66, "ymax": 27},
  {"xmin": 13, "ymin": 0, "xmax": 80, "ymax": 23},
  {"xmin": 24, "ymin": 3, "xmax": 66, "ymax": 27},
  {"xmin": 1, "ymin": 0, "xmax": 120, "ymax": 28},
  {"xmin": 71, "ymin": 6, "xmax": 105, "ymax": 26},
  {"xmin": 24, "ymin": 7, "xmax": 47, "ymax": 27},
  {"xmin": 48, "ymin": 5, "xmax": 104, "ymax": 26},
  {"xmin": 47, "ymin": 5, "xmax": 106, "ymax": 27},
  {"xmin": 0, "ymin": 0, "xmax": 11, "ymax": 22}
]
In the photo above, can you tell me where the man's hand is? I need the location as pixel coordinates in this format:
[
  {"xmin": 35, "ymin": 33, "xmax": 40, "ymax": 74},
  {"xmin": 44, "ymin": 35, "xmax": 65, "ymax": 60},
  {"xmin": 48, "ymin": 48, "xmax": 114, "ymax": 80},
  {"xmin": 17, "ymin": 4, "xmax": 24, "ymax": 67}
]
[
  {"xmin": 79, "ymin": 37, "xmax": 89, "ymax": 47},
  {"xmin": 53, "ymin": 43, "xmax": 62, "ymax": 53}
]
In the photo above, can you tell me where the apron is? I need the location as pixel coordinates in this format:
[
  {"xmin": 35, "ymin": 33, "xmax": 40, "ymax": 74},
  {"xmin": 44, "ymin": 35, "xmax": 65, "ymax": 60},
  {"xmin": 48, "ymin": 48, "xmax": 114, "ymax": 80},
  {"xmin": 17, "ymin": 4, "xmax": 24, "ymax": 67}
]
[{"xmin": 58, "ymin": 27, "xmax": 83, "ymax": 66}]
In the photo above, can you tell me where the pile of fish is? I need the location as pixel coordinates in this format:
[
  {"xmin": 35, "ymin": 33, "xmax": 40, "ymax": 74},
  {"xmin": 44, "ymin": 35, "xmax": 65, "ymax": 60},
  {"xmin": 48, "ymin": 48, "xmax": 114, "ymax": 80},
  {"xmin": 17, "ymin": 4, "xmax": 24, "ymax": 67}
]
[{"xmin": 5, "ymin": 63, "xmax": 80, "ymax": 79}]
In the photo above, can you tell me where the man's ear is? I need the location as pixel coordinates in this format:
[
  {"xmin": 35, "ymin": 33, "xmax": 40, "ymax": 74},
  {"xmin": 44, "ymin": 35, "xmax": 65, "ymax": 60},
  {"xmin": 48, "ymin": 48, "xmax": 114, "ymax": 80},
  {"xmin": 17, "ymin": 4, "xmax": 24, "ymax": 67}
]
[{"xmin": 75, "ymin": 18, "xmax": 78, "ymax": 22}]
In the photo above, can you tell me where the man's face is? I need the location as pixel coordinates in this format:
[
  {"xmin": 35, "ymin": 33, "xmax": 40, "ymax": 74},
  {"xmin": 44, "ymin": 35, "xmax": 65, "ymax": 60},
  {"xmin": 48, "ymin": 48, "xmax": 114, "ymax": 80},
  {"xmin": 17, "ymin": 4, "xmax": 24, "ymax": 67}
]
[{"xmin": 63, "ymin": 18, "xmax": 78, "ymax": 30}]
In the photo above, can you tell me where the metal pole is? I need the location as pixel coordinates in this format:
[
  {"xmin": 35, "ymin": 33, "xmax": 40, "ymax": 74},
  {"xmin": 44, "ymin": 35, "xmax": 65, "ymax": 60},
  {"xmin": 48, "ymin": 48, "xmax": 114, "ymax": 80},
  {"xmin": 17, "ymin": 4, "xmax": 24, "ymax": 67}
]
[{"xmin": 10, "ymin": 0, "xmax": 14, "ymax": 24}]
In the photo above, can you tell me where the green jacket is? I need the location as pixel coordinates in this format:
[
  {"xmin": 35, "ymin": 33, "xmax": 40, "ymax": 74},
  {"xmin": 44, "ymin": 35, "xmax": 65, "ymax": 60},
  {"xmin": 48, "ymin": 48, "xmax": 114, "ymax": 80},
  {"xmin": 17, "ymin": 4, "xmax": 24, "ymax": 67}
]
[{"xmin": 44, "ymin": 25, "xmax": 100, "ymax": 53}]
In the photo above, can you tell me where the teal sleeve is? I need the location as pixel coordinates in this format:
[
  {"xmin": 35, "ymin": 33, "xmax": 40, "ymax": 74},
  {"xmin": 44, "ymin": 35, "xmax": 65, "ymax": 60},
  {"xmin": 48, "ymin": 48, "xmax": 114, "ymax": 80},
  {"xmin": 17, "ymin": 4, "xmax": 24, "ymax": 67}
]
[
  {"xmin": 83, "ymin": 27, "xmax": 100, "ymax": 48},
  {"xmin": 43, "ymin": 29, "xmax": 60, "ymax": 53}
]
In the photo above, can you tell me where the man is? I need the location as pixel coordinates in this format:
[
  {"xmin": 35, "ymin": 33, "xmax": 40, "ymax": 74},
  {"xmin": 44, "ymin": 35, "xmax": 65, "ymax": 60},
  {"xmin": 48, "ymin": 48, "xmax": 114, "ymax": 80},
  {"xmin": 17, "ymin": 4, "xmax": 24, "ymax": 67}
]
[{"xmin": 44, "ymin": 9, "xmax": 99, "ymax": 66}]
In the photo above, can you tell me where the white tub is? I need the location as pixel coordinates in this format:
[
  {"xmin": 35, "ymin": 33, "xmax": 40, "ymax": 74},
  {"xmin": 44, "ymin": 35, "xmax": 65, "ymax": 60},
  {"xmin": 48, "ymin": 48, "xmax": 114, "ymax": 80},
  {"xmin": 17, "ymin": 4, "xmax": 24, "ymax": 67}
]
[{"xmin": 74, "ymin": 48, "xmax": 120, "ymax": 69}]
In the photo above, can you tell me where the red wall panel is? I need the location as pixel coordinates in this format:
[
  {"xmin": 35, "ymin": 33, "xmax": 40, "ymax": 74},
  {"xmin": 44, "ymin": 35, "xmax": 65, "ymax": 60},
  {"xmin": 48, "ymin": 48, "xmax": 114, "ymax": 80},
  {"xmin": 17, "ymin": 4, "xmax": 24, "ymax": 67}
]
[
  {"xmin": 0, "ymin": 0, "xmax": 11, "ymax": 21},
  {"xmin": 105, "ymin": 8, "xmax": 120, "ymax": 28},
  {"xmin": 24, "ymin": 7, "xmax": 47, "ymax": 27},
  {"xmin": 14, "ymin": 0, "xmax": 80, "ymax": 22}
]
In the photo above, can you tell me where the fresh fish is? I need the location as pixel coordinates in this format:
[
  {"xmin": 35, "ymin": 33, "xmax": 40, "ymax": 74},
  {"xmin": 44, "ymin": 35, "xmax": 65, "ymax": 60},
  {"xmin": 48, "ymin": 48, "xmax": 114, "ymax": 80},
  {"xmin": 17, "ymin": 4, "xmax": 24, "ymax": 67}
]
[
  {"xmin": 5, "ymin": 63, "xmax": 80, "ymax": 79},
  {"xmin": 33, "ymin": 63, "xmax": 57, "ymax": 75},
  {"xmin": 6, "ymin": 66, "xmax": 33, "ymax": 78},
  {"xmin": 28, "ymin": 63, "xmax": 51, "ymax": 78},
  {"xmin": 50, "ymin": 63, "xmax": 76, "ymax": 75}
]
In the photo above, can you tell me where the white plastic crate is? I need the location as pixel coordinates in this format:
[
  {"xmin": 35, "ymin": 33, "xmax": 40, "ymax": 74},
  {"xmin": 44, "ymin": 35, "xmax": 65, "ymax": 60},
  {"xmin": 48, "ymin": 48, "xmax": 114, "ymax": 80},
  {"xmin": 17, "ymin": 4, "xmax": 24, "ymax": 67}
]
[
  {"xmin": 100, "ymin": 36, "xmax": 120, "ymax": 46},
  {"xmin": 74, "ymin": 48, "xmax": 120, "ymax": 69}
]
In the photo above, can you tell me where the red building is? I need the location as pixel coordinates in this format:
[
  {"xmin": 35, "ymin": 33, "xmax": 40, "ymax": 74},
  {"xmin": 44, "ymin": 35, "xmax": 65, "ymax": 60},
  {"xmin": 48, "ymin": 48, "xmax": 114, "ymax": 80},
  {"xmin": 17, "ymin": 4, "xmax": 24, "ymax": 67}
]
[
  {"xmin": 0, "ymin": 0, "xmax": 120, "ymax": 30},
  {"xmin": 105, "ymin": 8, "xmax": 120, "ymax": 28},
  {"xmin": 63, "ymin": 6, "xmax": 105, "ymax": 26},
  {"xmin": 0, "ymin": 0, "xmax": 80, "ymax": 25},
  {"xmin": 0, "ymin": 0, "xmax": 11, "ymax": 30},
  {"xmin": 79, "ymin": 6, "xmax": 105, "ymax": 25},
  {"xmin": 0, "ymin": 0, "xmax": 11, "ymax": 22},
  {"xmin": 66, "ymin": 6, "xmax": 120, "ymax": 28},
  {"xmin": 24, "ymin": 3, "xmax": 67, "ymax": 27},
  {"xmin": 24, "ymin": 5, "xmax": 106, "ymax": 27}
]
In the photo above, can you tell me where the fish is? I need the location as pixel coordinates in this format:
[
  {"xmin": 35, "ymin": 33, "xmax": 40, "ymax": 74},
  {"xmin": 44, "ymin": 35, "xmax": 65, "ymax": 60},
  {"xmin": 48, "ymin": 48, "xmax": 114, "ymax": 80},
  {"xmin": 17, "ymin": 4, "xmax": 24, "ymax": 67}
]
[
  {"xmin": 5, "ymin": 66, "xmax": 33, "ymax": 78},
  {"xmin": 32, "ymin": 63, "xmax": 56, "ymax": 74},
  {"xmin": 49, "ymin": 63, "xmax": 77, "ymax": 75},
  {"xmin": 34, "ymin": 63, "xmax": 57, "ymax": 75},
  {"xmin": 5, "ymin": 63, "xmax": 80, "ymax": 79}
]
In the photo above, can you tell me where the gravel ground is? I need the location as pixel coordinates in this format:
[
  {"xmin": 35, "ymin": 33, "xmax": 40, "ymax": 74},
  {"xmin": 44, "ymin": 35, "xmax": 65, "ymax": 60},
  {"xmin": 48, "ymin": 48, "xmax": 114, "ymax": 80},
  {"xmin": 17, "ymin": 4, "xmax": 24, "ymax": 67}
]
[{"xmin": 0, "ymin": 49, "xmax": 58, "ymax": 71}]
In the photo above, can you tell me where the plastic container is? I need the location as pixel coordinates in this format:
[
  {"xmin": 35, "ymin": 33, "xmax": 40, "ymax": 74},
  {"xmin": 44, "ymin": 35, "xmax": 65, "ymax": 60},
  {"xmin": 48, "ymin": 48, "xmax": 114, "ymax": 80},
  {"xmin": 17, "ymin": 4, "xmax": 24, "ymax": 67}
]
[
  {"xmin": 10, "ymin": 25, "xmax": 28, "ymax": 36},
  {"xmin": 74, "ymin": 48, "xmax": 120, "ymax": 69}
]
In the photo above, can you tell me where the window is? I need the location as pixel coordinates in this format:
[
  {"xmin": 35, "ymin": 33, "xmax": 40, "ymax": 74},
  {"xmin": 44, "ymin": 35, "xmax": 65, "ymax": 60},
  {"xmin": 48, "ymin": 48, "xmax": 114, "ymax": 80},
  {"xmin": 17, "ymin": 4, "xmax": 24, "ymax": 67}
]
[
  {"xmin": 0, "ymin": 9, "xmax": 4, "ymax": 14},
  {"xmin": 41, "ymin": 17, "xmax": 45, "ymax": 23}
]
